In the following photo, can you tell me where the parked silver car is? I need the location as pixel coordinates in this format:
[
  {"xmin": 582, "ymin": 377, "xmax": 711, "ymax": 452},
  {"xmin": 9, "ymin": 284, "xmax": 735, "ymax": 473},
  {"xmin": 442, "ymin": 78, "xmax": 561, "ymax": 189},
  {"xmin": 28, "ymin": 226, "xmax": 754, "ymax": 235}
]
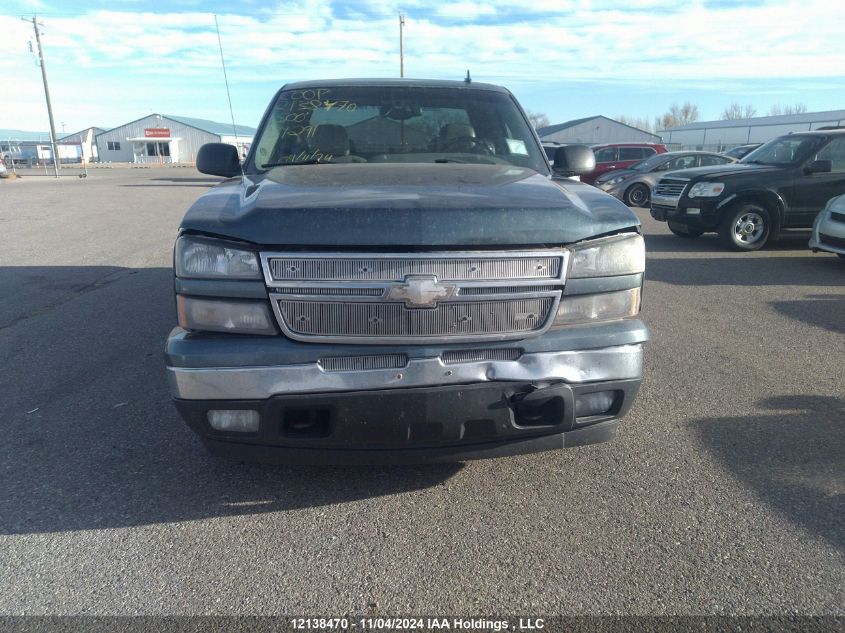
[
  {"xmin": 810, "ymin": 194, "xmax": 845, "ymax": 259},
  {"xmin": 595, "ymin": 151, "xmax": 736, "ymax": 207}
]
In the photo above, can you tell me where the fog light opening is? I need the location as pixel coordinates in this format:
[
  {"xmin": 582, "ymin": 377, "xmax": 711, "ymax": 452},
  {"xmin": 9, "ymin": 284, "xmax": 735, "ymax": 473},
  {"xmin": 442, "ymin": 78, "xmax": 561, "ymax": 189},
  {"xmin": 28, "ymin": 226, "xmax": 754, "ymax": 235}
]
[
  {"xmin": 207, "ymin": 409, "xmax": 260, "ymax": 433},
  {"xmin": 574, "ymin": 390, "xmax": 618, "ymax": 421}
]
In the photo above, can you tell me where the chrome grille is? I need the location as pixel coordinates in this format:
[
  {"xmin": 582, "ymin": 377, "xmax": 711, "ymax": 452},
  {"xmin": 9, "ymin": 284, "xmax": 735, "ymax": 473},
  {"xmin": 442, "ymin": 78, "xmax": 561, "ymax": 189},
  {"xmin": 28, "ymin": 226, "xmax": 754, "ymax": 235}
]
[
  {"xmin": 261, "ymin": 250, "xmax": 566, "ymax": 343},
  {"xmin": 654, "ymin": 179, "xmax": 688, "ymax": 197},
  {"xmin": 441, "ymin": 348, "xmax": 523, "ymax": 364},
  {"xmin": 267, "ymin": 255, "xmax": 561, "ymax": 282},
  {"xmin": 273, "ymin": 287, "xmax": 383, "ymax": 296},
  {"xmin": 319, "ymin": 354, "xmax": 408, "ymax": 372},
  {"xmin": 459, "ymin": 285, "xmax": 548, "ymax": 295},
  {"xmin": 276, "ymin": 298, "xmax": 554, "ymax": 342}
]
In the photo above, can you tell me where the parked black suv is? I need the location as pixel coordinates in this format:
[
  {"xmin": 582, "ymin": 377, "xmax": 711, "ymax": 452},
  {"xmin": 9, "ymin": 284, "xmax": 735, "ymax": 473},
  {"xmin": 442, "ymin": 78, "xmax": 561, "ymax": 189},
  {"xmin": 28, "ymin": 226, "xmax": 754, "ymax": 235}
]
[
  {"xmin": 166, "ymin": 79, "xmax": 650, "ymax": 464},
  {"xmin": 650, "ymin": 130, "xmax": 845, "ymax": 250}
]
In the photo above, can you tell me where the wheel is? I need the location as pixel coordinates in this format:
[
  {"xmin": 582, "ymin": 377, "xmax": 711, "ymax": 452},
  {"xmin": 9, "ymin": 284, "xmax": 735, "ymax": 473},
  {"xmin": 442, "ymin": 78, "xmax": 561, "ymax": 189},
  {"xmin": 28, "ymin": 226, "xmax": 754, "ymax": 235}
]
[
  {"xmin": 624, "ymin": 183, "xmax": 650, "ymax": 207},
  {"xmin": 718, "ymin": 201, "xmax": 772, "ymax": 251},
  {"xmin": 667, "ymin": 221, "xmax": 704, "ymax": 238}
]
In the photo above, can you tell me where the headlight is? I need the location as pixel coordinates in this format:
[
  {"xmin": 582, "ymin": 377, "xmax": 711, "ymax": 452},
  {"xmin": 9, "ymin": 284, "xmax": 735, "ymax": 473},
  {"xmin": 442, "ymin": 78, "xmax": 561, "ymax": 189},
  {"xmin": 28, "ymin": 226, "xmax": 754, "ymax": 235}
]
[
  {"xmin": 568, "ymin": 233, "xmax": 645, "ymax": 279},
  {"xmin": 175, "ymin": 236, "xmax": 260, "ymax": 279},
  {"xmin": 688, "ymin": 182, "xmax": 725, "ymax": 198},
  {"xmin": 605, "ymin": 174, "xmax": 631, "ymax": 186},
  {"xmin": 177, "ymin": 296, "xmax": 276, "ymax": 335},
  {"xmin": 551, "ymin": 288, "xmax": 641, "ymax": 327}
]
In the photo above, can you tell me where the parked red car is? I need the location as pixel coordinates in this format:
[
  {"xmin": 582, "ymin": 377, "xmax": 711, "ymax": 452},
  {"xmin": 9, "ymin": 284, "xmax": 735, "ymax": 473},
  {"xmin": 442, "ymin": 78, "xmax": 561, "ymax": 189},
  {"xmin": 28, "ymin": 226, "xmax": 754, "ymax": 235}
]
[{"xmin": 581, "ymin": 143, "xmax": 667, "ymax": 185}]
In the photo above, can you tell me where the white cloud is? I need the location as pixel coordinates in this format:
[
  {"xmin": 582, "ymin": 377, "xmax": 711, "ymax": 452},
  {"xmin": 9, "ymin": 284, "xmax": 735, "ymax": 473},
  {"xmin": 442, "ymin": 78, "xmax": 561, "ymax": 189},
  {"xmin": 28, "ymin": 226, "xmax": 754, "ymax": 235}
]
[{"xmin": 1, "ymin": 0, "xmax": 843, "ymax": 130}]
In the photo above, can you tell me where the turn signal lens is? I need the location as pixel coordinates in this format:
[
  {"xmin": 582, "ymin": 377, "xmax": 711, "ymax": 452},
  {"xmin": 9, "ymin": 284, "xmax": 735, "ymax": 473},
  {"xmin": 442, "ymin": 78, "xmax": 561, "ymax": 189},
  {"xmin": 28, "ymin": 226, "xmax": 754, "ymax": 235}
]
[
  {"xmin": 551, "ymin": 288, "xmax": 641, "ymax": 327},
  {"xmin": 177, "ymin": 296, "xmax": 276, "ymax": 334}
]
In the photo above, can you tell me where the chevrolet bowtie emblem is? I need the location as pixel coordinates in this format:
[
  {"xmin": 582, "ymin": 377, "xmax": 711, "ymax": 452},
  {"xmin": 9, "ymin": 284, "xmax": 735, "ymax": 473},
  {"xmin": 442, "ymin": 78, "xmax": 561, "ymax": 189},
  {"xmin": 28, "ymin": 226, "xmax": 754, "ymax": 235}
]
[{"xmin": 386, "ymin": 276, "xmax": 457, "ymax": 308}]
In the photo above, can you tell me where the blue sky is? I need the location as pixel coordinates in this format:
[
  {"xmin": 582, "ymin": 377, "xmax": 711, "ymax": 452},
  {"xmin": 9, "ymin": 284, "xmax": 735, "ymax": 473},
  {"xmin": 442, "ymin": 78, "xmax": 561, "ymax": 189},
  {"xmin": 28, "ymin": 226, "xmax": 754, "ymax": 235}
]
[{"xmin": 2, "ymin": 0, "xmax": 843, "ymax": 134}]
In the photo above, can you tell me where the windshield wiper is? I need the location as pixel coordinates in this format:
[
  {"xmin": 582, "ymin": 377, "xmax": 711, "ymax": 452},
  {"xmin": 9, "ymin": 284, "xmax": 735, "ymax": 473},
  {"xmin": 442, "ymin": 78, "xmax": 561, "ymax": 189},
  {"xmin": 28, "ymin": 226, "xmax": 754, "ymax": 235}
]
[
  {"xmin": 263, "ymin": 158, "xmax": 335, "ymax": 167},
  {"xmin": 434, "ymin": 158, "xmax": 471, "ymax": 163}
]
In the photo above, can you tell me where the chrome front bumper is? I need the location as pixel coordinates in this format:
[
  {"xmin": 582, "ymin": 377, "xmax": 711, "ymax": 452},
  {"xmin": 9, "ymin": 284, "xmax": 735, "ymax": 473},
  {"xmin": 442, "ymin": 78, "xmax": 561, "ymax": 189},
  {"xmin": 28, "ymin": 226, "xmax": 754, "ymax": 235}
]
[{"xmin": 167, "ymin": 344, "xmax": 644, "ymax": 400}]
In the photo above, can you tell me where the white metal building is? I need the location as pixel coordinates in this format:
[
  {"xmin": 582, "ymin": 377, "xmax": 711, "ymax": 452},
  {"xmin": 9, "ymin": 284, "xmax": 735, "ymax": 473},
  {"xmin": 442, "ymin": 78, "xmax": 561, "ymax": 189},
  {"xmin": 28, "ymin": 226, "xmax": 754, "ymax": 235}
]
[
  {"xmin": 95, "ymin": 114, "xmax": 255, "ymax": 164},
  {"xmin": 659, "ymin": 109, "xmax": 845, "ymax": 151},
  {"xmin": 59, "ymin": 127, "xmax": 104, "ymax": 163},
  {"xmin": 537, "ymin": 116, "xmax": 661, "ymax": 145}
]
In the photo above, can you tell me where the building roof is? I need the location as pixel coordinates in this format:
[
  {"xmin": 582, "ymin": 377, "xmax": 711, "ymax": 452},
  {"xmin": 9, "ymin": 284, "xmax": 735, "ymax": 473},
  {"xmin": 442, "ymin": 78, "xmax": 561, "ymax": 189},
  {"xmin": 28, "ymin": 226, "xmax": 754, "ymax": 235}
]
[
  {"xmin": 59, "ymin": 127, "xmax": 106, "ymax": 140},
  {"xmin": 659, "ymin": 109, "xmax": 845, "ymax": 133},
  {"xmin": 537, "ymin": 115, "xmax": 660, "ymax": 140},
  {"xmin": 162, "ymin": 114, "xmax": 256, "ymax": 137},
  {"xmin": 536, "ymin": 116, "xmax": 600, "ymax": 137},
  {"xmin": 94, "ymin": 114, "xmax": 256, "ymax": 139}
]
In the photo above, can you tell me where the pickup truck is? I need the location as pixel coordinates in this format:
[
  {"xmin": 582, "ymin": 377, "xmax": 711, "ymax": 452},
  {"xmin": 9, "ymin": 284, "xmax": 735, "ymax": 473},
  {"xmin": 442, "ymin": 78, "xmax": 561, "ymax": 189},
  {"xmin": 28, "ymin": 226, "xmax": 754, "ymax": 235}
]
[
  {"xmin": 165, "ymin": 79, "xmax": 649, "ymax": 464},
  {"xmin": 650, "ymin": 130, "xmax": 845, "ymax": 250}
]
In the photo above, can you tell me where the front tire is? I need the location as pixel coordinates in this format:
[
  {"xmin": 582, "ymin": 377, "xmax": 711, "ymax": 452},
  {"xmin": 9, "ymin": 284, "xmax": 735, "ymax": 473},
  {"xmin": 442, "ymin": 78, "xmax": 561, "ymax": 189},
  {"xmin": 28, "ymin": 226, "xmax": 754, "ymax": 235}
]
[
  {"xmin": 624, "ymin": 183, "xmax": 650, "ymax": 207},
  {"xmin": 718, "ymin": 202, "xmax": 772, "ymax": 251},
  {"xmin": 667, "ymin": 221, "xmax": 704, "ymax": 238}
]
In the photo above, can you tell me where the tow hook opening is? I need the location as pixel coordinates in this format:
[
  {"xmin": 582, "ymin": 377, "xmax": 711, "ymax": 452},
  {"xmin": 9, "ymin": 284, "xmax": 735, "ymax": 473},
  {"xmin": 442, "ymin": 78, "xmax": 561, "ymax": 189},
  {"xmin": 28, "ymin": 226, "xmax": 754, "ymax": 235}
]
[
  {"xmin": 511, "ymin": 385, "xmax": 566, "ymax": 427},
  {"xmin": 282, "ymin": 407, "xmax": 332, "ymax": 438}
]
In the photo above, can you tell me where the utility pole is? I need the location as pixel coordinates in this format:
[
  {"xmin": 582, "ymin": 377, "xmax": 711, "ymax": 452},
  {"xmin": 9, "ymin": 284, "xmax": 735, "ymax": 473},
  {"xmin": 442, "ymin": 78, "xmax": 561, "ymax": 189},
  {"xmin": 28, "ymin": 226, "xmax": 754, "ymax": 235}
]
[
  {"xmin": 25, "ymin": 16, "xmax": 59, "ymax": 177},
  {"xmin": 399, "ymin": 14, "xmax": 405, "ymax": 78}
]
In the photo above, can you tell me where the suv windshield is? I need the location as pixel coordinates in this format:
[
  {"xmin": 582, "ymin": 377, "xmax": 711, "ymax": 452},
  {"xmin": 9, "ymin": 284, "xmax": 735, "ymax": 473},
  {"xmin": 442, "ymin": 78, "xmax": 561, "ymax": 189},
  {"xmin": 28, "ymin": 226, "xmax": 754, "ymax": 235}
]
[
  {"xmin": 250, "ymin": 85, "xmax": 547, "ymax": 172},
  {"xmin": 741, "ymin": 135, "xmax": 825, "ymax": 166}
]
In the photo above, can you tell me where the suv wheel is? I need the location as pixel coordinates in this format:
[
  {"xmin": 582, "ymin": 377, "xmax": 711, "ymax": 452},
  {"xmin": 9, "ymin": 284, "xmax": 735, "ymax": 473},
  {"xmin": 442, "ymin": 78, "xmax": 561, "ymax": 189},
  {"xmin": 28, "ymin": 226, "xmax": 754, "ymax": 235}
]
[
  {"xmin": 718, "ymin": 202, "xmax": 771, "ymax": 251},
  {"xmin": 667, "ymin": 221, "xmax": 704, "ymax": 238},
  {"xmin": 624, "ymin": 183, "xmax": 650, "ymax": 207}
]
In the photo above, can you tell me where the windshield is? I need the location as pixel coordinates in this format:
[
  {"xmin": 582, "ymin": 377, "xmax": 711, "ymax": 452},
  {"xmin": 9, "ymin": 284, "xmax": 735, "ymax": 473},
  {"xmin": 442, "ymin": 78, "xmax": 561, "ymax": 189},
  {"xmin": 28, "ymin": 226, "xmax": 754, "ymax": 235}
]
[
  {"xmin": 741, "ymin": 136, "xmax": 824, "ymax": 166},
  {"xmin": 250, "ymin": 85, "xmax": 547, "ymax": 172},
  {"xmin": 631, "ymin": 154, "xmax": 670, "ymax": 171}
]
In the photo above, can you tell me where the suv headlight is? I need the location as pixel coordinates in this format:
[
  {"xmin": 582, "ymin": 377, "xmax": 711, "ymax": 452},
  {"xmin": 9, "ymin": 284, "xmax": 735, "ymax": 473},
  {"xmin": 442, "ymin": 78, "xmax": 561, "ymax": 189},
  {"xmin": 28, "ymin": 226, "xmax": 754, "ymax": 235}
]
[
  {"xmin": 175, "ymin": 236, "xmax": 261, "ymax": 279},
  {"xmin": 688, "ymin": 182, "xmax": 725, "ymax": 198},
  {"xmin": 568, "ymin": 233, "xmax": 645, "ymax": 279}
]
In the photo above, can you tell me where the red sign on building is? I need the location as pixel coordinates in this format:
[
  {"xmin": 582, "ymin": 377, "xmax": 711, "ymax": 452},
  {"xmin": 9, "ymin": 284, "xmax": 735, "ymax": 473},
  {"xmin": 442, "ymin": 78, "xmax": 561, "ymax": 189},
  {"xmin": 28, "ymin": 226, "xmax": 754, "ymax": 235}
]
[{"xmin": 144, "ymin": 128, "xmax": 170, "ymax": 138}]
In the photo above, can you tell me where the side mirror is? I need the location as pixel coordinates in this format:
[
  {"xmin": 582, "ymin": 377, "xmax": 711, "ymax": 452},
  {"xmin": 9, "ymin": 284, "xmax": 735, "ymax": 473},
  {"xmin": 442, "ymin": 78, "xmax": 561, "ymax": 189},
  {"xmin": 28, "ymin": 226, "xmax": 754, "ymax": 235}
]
[
  {"xmin": 196, "ymin": 143, "xmax": 241, "ymax": 178},
  {"xmin": 553, "ymin": 144, "xmax": 596, "ymax": 176},
  {"xmin": 805, "ymin": 159, "xmax": 832, "ymax": 175}
]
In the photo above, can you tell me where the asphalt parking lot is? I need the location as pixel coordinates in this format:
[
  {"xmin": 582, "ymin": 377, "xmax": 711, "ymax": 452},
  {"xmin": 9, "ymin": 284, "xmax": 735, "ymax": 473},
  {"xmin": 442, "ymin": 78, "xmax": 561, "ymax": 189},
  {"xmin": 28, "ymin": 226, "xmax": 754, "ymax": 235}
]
[{"xmin": 0, "ymin": 168, "xmax": 843, "ymax": 616}]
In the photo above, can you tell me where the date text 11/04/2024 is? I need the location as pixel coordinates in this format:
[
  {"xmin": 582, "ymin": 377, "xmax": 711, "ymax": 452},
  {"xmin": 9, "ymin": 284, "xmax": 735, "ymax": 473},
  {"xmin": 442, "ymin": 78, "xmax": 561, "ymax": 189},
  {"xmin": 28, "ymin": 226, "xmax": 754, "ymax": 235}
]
[{"xmin": 290, "ymin": 618, "xmax": 546, "ymax": 630}]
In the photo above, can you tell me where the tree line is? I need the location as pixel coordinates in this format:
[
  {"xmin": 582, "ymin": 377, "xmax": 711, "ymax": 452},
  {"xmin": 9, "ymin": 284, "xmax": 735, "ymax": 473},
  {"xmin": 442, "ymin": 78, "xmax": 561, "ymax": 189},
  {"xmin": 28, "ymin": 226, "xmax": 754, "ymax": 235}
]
[
  {"xmin": 527, "ymin": 102, "xmax": 809, "ymax": 132},
  {"xmin": 617, "ymin": 102, "xmax": 808, "ymax": 132}
]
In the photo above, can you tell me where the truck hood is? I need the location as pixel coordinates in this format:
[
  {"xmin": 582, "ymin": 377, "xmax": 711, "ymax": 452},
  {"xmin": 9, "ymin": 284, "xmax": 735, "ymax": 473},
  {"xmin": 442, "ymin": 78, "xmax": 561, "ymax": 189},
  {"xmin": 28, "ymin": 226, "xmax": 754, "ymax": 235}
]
[
  {"xmin": 180, "ymin": 163, "xmax": 639, "ymax": 248},
  {"xmin": 661, "ymin": 162, "xmax": 780, "ymax": 181}
]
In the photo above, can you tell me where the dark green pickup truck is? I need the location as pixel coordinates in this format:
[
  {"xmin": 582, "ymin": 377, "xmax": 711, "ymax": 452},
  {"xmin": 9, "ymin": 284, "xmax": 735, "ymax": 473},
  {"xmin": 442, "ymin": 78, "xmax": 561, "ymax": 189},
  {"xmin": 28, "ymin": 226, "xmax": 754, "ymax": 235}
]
[{"xmin": 165, "ymin": 79, "xmax": 649, "ymax": 464}]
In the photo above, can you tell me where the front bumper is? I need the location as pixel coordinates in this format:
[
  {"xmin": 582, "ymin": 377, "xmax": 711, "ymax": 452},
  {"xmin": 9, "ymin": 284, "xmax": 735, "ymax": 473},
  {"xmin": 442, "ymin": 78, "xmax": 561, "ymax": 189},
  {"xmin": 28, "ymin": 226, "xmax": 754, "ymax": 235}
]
[
  {"xmin": 809, "ymin": 209, "xmax": 845, "ymax": 255},
  {"xmin": 650, "ymin": 195, "xmax": 721, "ymax": 229},
  {"xmin": 167, "ymin": 322, "xmax": 648, "ymax": 464}
]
